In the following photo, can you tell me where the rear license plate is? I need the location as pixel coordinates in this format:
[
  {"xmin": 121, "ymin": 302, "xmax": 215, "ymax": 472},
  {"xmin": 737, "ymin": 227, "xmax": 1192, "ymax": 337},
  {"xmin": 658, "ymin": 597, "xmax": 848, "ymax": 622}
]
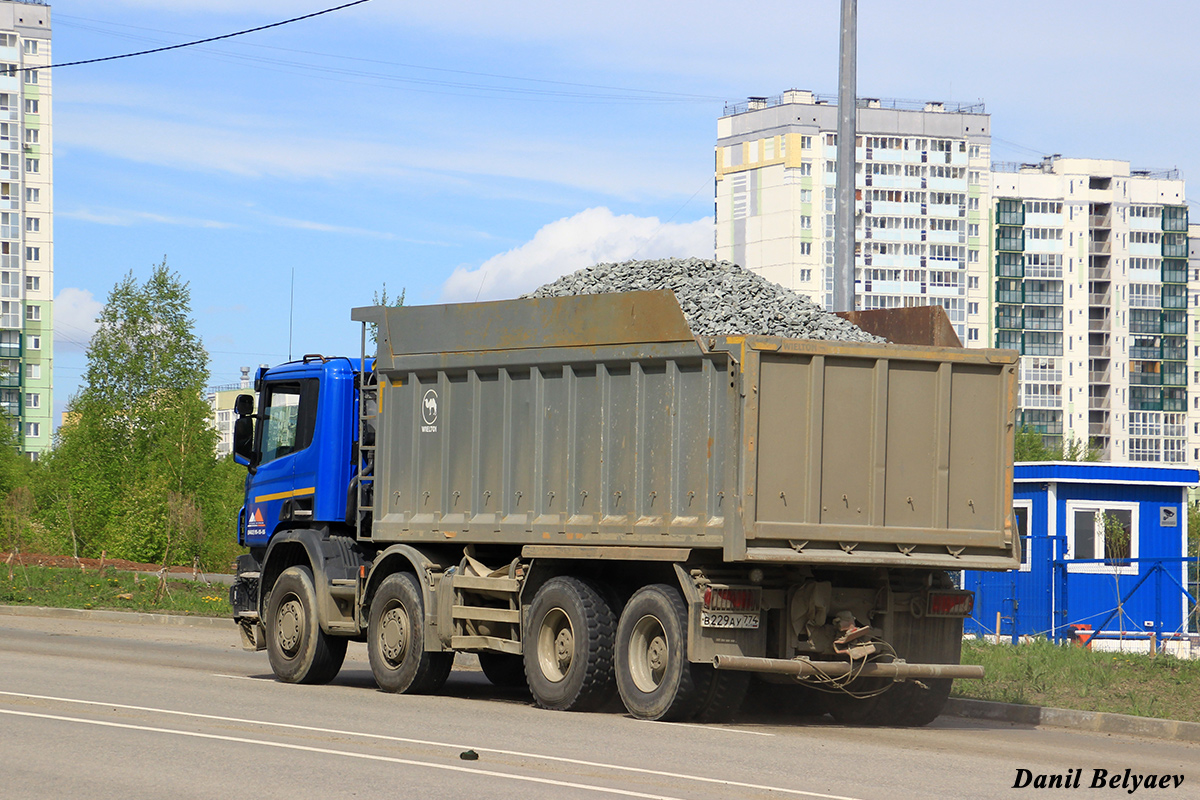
[{"xmin": 700, "ymin": 611, "xmax": 760, "ymax": 629}]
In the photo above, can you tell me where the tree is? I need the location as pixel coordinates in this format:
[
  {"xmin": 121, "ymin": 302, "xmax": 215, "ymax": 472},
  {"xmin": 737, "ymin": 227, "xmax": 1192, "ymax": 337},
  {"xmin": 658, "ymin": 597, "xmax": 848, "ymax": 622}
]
[
  {"xmin": 368, "ymin": 282, "xmax": 406, "ymax": 346},
  {"xmin": 1014, "ymin": 426, "xmax": 1102, "ymax": 462},
  {"xmin": 52, "ymin": 260, "xmax": 230, "ymax": 566}
]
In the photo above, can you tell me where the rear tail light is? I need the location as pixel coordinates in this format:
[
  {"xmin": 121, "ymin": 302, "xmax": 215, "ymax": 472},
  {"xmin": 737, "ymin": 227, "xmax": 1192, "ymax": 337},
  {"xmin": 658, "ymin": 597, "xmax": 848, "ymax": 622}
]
[
  {"xmin": 703, "ymin": 586, "xmax": 761, "ymax": 611},
  {"xmin": 927, "ymin": 590, "xmax": 974, "ymax": 617}
]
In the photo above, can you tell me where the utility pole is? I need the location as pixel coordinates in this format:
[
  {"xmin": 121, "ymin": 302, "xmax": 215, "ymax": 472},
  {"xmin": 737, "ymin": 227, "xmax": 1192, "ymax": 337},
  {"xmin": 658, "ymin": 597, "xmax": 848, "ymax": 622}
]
[{"xmin": 833, "ymin": 0, "xmax": 857, "ymax": 312}]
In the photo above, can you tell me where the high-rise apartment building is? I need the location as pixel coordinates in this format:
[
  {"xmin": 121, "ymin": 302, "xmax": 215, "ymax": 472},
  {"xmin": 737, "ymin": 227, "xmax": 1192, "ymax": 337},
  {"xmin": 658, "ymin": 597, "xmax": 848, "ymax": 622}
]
[
  {"xmin": 715, "ymin": 90, "xmax": 993, "ymax": 343},
  {"xmin": 715, "ymin": 93, "xmax": 1197, "ymax": 464},
  {"xmin": 990, "ymin": 157, "xmax": 1191, "ymax": 462},
  {"xmin": 0, "ymin": 0, "xmax": 50, "ymax": 457}
]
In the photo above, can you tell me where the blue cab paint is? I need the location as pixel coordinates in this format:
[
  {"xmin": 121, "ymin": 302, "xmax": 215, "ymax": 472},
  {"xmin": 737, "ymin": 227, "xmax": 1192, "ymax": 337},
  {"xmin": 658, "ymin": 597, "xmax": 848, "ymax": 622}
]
[{"xmin": 241, "ymin": 357, "xmax": 368, "ymax": 547}]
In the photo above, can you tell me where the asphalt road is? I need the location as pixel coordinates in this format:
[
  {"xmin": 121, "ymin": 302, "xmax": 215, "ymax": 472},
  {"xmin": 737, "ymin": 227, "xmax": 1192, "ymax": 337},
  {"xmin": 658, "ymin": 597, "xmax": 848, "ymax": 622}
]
[{"xmin": 0, "ymin": 614, "xmax": 1196, "ymax": 800}]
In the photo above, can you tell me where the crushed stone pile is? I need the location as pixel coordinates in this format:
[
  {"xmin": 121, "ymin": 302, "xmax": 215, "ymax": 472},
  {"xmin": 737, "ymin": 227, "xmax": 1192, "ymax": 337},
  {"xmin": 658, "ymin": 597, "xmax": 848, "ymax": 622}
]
[{"xmin": 524, "ymin": 258, "xmax": 884, "ymax": 343}]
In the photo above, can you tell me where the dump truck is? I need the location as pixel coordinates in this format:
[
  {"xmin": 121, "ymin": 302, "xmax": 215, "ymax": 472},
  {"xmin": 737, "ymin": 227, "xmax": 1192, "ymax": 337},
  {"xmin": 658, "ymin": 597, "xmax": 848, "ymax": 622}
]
[{"xmin": 229, "ymin": 290, "xmax": 1019, "ymax": 725}]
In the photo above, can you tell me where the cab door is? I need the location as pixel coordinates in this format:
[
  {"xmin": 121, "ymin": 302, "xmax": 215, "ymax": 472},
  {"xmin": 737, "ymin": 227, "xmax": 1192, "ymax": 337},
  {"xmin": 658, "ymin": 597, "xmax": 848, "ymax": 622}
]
[{"xmin": 244, "ymin": 378, "xmax": 320, "ymax": 547}]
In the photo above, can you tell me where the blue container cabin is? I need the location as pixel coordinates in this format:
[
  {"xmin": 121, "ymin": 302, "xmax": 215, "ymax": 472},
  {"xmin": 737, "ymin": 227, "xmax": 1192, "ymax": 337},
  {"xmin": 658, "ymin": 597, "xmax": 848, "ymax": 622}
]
[{"xmin": 963, "ymin": 462, "xmax": 1198, "ymax": 647}]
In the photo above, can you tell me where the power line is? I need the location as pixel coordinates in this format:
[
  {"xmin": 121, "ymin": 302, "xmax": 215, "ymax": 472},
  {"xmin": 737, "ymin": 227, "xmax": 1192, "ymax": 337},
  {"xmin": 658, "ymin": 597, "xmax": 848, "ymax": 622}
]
[
  {"xmin": 55, "ymin": 13, "xmax": 721, "ymax": 102},
  {"xmin": 24, "ymin": 0, "xmax": 371, "ymax": 72}
]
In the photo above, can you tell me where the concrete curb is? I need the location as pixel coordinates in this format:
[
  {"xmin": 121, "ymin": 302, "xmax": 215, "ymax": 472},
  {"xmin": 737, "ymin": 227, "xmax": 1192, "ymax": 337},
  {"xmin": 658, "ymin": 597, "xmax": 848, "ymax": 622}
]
[
  {"xmin": 0, "ymin": 604, "xmax": 234, "ymax": 629},
  {"xmin": 944, "ymin": 697, "xmax": 1200, "ymax": 744}
]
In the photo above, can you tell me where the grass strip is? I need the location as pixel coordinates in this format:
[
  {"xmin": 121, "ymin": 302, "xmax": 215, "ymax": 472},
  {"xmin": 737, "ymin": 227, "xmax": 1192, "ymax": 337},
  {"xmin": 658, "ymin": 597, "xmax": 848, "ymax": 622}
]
[
  {"xmin": 1, "ymin": 563, "xmax": 231, "ymax": 617},
  {"xmin": 956, "ymin": 637, "xmax": 1200, "ymax": 723}
]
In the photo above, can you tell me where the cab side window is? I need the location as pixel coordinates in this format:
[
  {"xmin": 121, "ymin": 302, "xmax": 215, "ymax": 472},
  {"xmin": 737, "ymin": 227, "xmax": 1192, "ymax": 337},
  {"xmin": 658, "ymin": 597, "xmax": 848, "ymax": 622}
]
[{"xmin": 258, "ymin": 379, "xmax": 319, "ymax": 464}]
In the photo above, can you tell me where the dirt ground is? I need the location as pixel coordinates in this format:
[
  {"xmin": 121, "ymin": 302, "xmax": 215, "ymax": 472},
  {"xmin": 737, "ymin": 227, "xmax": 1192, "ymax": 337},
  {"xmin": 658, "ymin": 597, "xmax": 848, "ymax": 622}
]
[{"xmin": 1, "ymin": 551, "xmax": 232, "ymax": 578}]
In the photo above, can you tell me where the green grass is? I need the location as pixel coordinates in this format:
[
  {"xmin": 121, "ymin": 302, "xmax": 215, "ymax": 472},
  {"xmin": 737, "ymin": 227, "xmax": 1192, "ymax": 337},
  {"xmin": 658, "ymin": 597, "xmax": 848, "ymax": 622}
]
[
  {"xmin": 956, "ymin": 637, "xmax": 1200, "ymax": 723},
  {"xmin": 1, "ymin": 563, "xmax": 231, "ymax": 617}
]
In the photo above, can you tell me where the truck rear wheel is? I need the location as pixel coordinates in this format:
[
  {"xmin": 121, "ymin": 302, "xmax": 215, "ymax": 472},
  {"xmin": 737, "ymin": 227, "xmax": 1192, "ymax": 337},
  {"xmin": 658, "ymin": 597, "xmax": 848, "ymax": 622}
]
[
  {"xmin": 615, "ymin": 584, "xmax": 699, "ymax": 721},
  {"xmin": 368, "ymin": 572, "xmax": 453, "ymax": 694},
  {"xmin": 265, "ymin": 565, "xmax": 347, "ymax": 684},
  {"xmin": 523, "ymin": 577, "xmax": 616, "ymax": 711},
  {"xmin": 825, "ymin": 678, "xmax": 951, "ymax": 727},
  {"xmin": 478, "ymin": 653, "xmax": 527, "ymax": 688}
]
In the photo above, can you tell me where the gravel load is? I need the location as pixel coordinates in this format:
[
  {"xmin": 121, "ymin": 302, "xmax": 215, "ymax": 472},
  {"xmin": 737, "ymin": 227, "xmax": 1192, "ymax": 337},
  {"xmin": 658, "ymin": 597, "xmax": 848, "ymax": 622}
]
[{"xmin": 524, "ymin": 258, "xmax": 883, "ymax": 343}]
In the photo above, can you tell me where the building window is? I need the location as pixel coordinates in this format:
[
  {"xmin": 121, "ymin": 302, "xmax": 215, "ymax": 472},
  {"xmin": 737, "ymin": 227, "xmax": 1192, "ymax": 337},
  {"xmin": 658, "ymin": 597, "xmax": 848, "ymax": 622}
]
[
  {"xmin": 968, "ymin": 197, "xmax": 979, "ymax": 211},
  {"xmin": 25, "ymin": 392, "xmax": 38, "ymax": 408},
  {"xmin": 25, "ymin": 304, "xmax": 38, "ymax": 321},
  {"xmin": 22, "ymin": 40, "xmax": 37, "ymax": 56},
  {"xmin": 24, "ymin": 363, "xmax": 39, "ymax": 379},
  {"xmin": 968, "ymin": 276, "xmax": 980, "ymax": 290},
  {"xmin": 23, "ymin": 69, "xmax": 36, "ymax": 85},
  {"xmin": 968, "ymin": 328, "xmax": 979, "ymax": 342},
  {"xmin": 799, "ymin": 242, "xmax": 812, "ymax": 256},
  {"xmin": 968, "ymin": 302, "xmax": 979, "ymax": 315},
  {"xmin": 799, "ymin": 215, "xmax": 812, "ymax": 229},
  {"xmin": 1066, "ymin": 502, "xmax": 1137, "ymax": 575},
  {"xmin": 23, "ymin": 129, "xmax": 36, "ymax": 145},
  {"xmin": 1014, "ymin": 501, "xmax": 1032, "ymax": 572},
  {"xmin": 25, "ymin": 188, "xmax": 38, "ymax": 203},
  {"xmin": 25, "ymin": 275, "xmax": 38, "ymax": 291},
  {"xmin": 25, "ymin": 158, "xmax": 37, "ymax": 173},
  {"xmin": 24, "ymin": 246, "xmax": 38, "ymax": 261},
  {"xmin": 798, "ymin": 269, "xmax": 812, "ymax": 282},
  {"xmin": 24, "ymin": 422, "xmax": 39, "ymax": 438},
  {"xmin": 27, "ymin": 335, "xmax": 38, "ymax": 350},
  {"xmin": 23, "ymin": 99, "xmax": 36, "ymax": 114},
  {"xmin": 25, "ymin": 217, "xmax": 36, "ymax": 232},
  {"xmin": 0, "ymin": 34, "xmax": 15, "ymax": 47}
]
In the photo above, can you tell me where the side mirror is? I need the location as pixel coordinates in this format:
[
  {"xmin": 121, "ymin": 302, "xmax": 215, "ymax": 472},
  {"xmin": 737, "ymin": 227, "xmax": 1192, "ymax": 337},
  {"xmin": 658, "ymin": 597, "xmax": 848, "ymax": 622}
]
[
  {"xmin": 233, "ymin": 415, "xmax": 255, "ymax": 465},
  {"xmin": 234, "ymin": 393, "xmax": 255, "ymax": 417}
]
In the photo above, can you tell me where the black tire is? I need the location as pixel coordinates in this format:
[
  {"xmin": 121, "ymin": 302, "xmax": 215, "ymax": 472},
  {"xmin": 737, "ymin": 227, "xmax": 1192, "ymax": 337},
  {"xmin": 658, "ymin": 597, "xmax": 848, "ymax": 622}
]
[
  {"xmin": 478, "ymin": 653, "xmax": 528, "ymax": 688},
  {"xmin": 690, "ymin": 666, "xmax": 750, "ymax": 723},
  {"xmin": 265, "ymin": 565, "xmax": 347, "ymax": 685},
  {"xmin": 368, "ymin": 572, "xmax": 453, "ymax": 694},
  {"xmin": 614, "ymin": 584, "xmax": 700, "ymax": 721},
  {"xmin": 523, "ymin": 576, "xmax": 616, "ymax": 712},
  {"xmin": 878, "ymin": 678, "xmax": 952, "ymax": 727}
]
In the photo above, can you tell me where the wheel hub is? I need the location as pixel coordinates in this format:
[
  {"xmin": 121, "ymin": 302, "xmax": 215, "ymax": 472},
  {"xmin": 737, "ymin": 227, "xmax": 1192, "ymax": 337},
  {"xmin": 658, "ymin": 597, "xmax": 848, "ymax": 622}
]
[
  {"xmin": 277, "ymin": 598, "xmax": 302, "ymax": 655},
  {"xmin": 647, "ymin": 636, "xmax": 667, "ymax": 672},
  {"xmin": 555, "ymin": 628, "xmax": 574, "ymax": 672},
  {"xmin": 380, "ymin": 607, "xmax": 408, "ymax": 664}
]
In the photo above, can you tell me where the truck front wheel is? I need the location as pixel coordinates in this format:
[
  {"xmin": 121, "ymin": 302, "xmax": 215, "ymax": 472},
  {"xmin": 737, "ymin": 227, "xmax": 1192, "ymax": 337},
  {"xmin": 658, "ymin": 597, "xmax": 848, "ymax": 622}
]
[
  {"xmin": 367, "ymin": 572, "xmax": 453, "ymax": 694},
  {"xmin": 265, "ymin": 565, "xmax": 347, "ymax": 684},
  {"xmin": 524, "ymin": 576, "xmax": 616, "ymax": 711},
  {"xmin": 615, "ymin": 584, "xmax": 700, "ymax": 721}
]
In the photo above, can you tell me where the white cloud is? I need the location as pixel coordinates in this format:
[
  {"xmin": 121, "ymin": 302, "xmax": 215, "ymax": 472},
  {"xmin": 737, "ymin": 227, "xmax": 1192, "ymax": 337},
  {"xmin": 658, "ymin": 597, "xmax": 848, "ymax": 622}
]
[
  {"xmin": 58, "ymin": 207, "xmax": 234, "ymax": 229},
  {"xmin": 441, "ymin": 207, "xmax": 712, "ymax": 302},
  {"xmin": 54, "ymin": 288, "xmax": 106, "ymax": 353}
]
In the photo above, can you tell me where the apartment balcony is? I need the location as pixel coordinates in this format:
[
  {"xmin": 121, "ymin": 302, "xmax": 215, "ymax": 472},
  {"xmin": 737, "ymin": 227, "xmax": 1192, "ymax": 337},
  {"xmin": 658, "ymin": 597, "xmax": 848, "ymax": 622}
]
[
  {"xmin": 1088, "ymin": 370, "xmax": 1110, "ymax": 384},
  {"xmin": 1089, "ymin": 213, "xmax": 1112, "ymax": 228},
  {"xmin": 1088, "ymin": 395, "xmax": 1111, "ymax": 410},
  {"xmin": 0, "ymin": 373, "xmax": 18, "ymax": 388},
  {"xmin": 1088, "ymin": 265, "xmax": 1111, "ymax": 280},
  {"xmin": 1089, "ymin": 240, "xmax": 1112, "ymax": 255},
  {"xmin": 0, "ymin": 400, "xmax": 17, "ymax": 417},
  {"xmin": 1088, "ymin": 344, "xmax": 1109, "ymax": 358},
  {"xmin": 1130, "ymin": 372, "xmax": 1163, "ymax": 386},
  {"xmin": 1088, "ymin": 292, "xmax": 1111, "ymax": 307},
  {"xmin": 1087, "ymin": 317, "xmax": 1110, "ymax": 332}
]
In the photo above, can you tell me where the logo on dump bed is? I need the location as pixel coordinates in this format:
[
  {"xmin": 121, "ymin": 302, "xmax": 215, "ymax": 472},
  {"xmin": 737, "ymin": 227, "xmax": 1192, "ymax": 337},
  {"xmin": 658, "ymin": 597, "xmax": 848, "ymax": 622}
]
[
  {"xmin": 247, "ymin": 508, "xmax": 265, "ymax": 534},
  {"xmin": 421, "ymin": 389, "xmax": 438, "ymax": 432}
]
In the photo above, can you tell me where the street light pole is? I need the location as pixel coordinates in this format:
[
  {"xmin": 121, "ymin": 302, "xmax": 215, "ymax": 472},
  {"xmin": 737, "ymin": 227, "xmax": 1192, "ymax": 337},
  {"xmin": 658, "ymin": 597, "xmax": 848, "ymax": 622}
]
[{"xmin": 833, "ymin": 0, "xmax": 857, "ymax": 312}]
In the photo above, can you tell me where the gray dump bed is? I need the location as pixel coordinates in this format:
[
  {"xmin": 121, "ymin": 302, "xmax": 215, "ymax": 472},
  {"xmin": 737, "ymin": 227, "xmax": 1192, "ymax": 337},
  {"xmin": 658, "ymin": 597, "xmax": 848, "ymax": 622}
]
[{"xmin": 353, "ymin": 291, "xmax": 1019, "ymax": 571}]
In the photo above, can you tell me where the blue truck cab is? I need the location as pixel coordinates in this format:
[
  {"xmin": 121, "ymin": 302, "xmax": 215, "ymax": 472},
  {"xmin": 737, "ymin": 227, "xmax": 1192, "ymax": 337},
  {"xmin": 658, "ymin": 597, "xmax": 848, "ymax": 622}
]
[
  {"xmin": 238, "ymin": 356, "xmax": 365, "ymax": 547},
  {"xmin": 229, "ymin": 355, "xmax": 372, "ymax": 652}
]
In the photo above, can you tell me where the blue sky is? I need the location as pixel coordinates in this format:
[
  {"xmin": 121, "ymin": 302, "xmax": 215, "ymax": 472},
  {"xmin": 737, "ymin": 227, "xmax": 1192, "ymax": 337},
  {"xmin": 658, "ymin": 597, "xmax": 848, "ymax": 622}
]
[{"xmin": 48, "ymin": 0, "xmax": 1200, "ymax": 424}]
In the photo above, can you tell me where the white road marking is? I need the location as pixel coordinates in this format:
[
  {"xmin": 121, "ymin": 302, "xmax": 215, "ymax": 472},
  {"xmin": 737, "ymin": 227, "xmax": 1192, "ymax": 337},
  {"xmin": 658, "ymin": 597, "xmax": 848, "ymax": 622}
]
[
  {"xmin": 0, "ymin": 690, "xmax": 862, "ymax": 800},
  {"xmin": 0, "ymin": 707, "xmax": 684, "ymax": 800},
  {"xmin": 638, "ymin": 719, "xmax": 775, "ymax": 736}
]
